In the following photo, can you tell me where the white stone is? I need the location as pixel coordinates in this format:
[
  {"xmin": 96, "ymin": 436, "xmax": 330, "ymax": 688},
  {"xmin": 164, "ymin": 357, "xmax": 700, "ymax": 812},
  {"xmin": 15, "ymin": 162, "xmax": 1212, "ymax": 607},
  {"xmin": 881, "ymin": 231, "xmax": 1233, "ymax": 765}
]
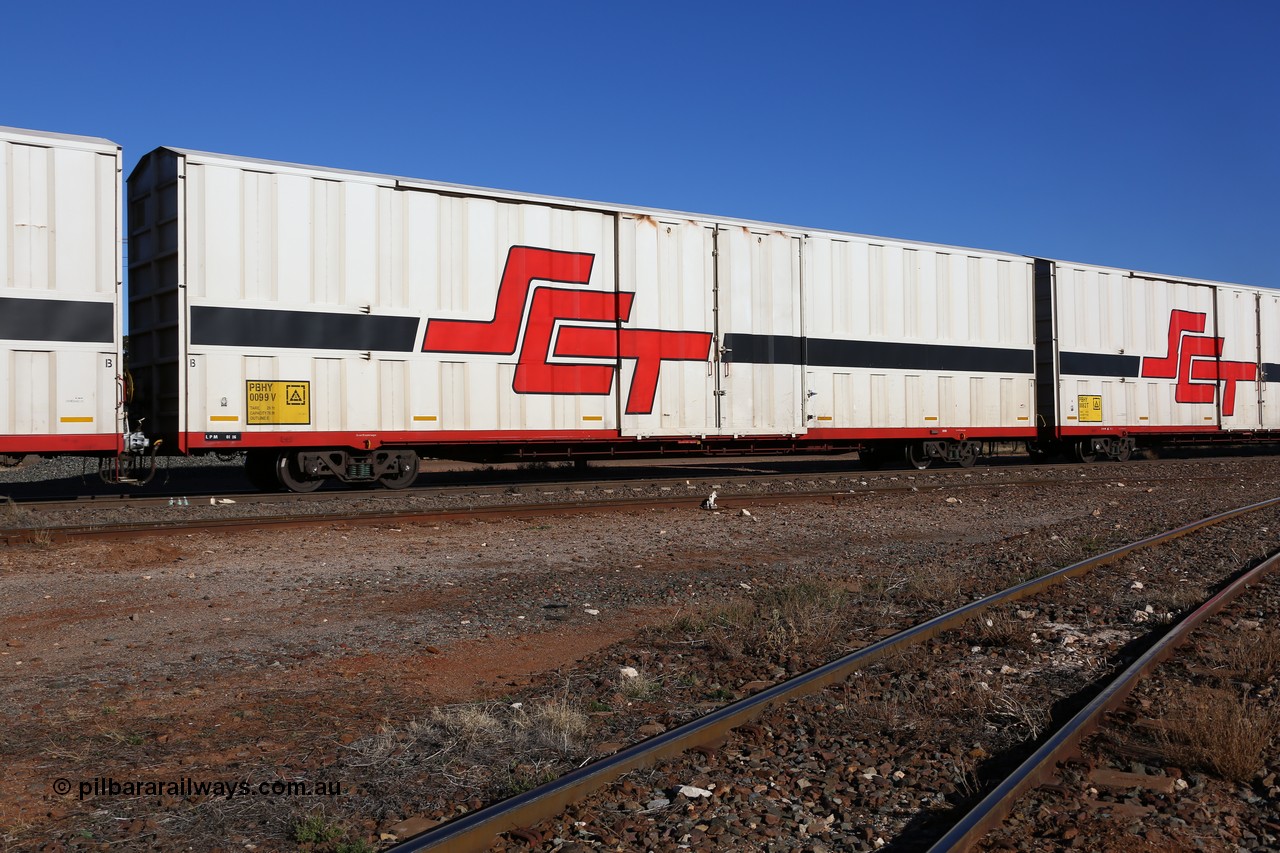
[
  {"xmin": 619, "ymin": 666, "xmax": 640, "ymax": 679},
  {"xmin": 1130, "ymin": 581, "xmax": 1144, "ymax": 590},
  {"xmin": 678, "ymin": 785, "xmax": 712, "ymax": 798}
]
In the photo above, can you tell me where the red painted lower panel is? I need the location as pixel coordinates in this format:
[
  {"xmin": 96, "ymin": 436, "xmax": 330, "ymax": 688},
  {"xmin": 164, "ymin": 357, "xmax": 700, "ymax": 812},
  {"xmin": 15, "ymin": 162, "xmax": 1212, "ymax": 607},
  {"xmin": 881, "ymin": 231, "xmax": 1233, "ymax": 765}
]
[
  {"xmin": 1056, "ymin": 425, "xmax": 1224, "ymax": 437},
  {"xmin": 0, "ymin": 434, "xmax": 122, "ymax": 454}
]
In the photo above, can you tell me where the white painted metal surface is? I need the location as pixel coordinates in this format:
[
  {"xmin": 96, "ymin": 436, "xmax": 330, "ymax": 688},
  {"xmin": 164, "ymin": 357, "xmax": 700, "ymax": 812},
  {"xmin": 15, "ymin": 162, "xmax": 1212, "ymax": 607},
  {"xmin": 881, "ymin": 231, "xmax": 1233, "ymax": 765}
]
[
  {"xmin": 0, "ymin": 126, "xmax": 121, "ymax": 448},
  {"xmin": 802, "ymin": 235, "xmax": 1035, "ymax": 432},
  {"xmin": 1050, "ymin": 261, "xmax": 1272, "ymax": 433}
]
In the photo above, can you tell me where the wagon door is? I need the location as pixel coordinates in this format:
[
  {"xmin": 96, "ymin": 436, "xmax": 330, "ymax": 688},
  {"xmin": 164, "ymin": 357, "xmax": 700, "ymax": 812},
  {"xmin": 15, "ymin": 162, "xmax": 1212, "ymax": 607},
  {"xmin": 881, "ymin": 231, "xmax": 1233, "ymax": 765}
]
[
  {"xmin": 1261, "ymin": 292, "xmax": 1280, "ymax": 430},
  {"xmin": 715, "ymin": 227, "xmax": 805, "ymax": 436},
  {"xmin": 1214, "ymin": 287, "xmax": 1262, "ymax": 431},
  {"xmin": 617, "ymin": 217, "xmax": 717, "ymax": 437}
]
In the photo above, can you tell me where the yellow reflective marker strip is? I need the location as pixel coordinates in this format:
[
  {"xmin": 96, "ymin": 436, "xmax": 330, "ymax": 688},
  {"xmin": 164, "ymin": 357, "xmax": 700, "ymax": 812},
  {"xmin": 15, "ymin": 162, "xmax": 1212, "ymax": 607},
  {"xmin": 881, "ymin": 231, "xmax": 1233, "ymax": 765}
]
[
  {"xmin": 60, "ymin": 416, "xmax": 93, "ymax": 423},
  {"xmin": 582, "ymin": 415, "xmax": 604, "ymax": 422},
  {"xmin": 209, "ymin": 415, "xmax": 239, "ymax": 422},
  {"xmin": 413, "ymin": 416, "xmax": 437, "ymax": 422}
]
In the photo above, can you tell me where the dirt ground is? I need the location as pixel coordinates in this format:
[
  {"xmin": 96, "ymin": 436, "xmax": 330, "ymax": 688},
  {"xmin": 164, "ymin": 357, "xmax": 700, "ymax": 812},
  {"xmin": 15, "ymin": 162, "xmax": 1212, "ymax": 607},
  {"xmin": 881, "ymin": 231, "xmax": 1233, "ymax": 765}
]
[{"xmin": 2, "ymin": 456, "xmax": 1279, "ymax": 851}]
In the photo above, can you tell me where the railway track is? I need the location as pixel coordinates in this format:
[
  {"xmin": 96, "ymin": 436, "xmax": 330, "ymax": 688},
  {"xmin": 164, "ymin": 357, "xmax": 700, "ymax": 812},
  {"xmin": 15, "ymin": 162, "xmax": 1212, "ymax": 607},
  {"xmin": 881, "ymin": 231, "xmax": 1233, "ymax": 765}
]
[
  {"xmin": 0, "ymin": 455, "xmax": 1259, "ymax": 545},
  {"xmin": 383, "ymin": 496, "xmax": 1280, "ymax": 852}
]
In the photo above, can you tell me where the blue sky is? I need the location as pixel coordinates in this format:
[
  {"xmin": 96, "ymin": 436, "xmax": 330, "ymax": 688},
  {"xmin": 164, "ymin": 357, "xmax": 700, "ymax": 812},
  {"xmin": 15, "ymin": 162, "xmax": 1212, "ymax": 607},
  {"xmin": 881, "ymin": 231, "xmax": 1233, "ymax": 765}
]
[{"xmin": 5, "ymin": 1, "xmax": 1277, "ymax": 285}]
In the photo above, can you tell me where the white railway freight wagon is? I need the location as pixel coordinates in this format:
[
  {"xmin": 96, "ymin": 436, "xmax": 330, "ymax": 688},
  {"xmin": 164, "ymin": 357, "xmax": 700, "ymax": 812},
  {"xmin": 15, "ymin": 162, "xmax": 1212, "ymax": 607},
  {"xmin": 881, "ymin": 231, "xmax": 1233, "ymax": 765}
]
[
  {"xmin": 1035, "ymin": 258, "xmax": 1280, "ymax": 461},
  {"xmin": 126, "ymin": 147, "xmax": 1037, "ymax": 490},
  {"xmin": 0, "ymin": 126, "xmax": 125, "ymax": 463}
]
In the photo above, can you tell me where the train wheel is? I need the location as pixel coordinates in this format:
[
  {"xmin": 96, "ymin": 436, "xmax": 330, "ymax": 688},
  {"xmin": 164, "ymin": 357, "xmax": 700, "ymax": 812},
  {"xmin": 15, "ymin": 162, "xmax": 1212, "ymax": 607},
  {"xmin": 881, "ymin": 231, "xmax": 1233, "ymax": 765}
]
[
  {"xmin": 1114, "ymin": 442, "xmax": 1133, "ymax": 462},
  {"xmin": 904, "ymin": 443, "xmax": 932, "ymax": 470},
  {"xmin": 1073, "ymin": 440, "xmax": 1098, "ymax": 464},
  {"xmin": 245, "ymin": 450, "xmax": 280, "ymax": 491},
  {"xmin": 956, "ymin": 442, "xmax": 979, "ymax": 468},
  {"xmin": 379, "ymin": 451, "xmax": 419, "ymax": 490},
  {"xmin": 276, "ymin": 452, "xmax": 323, "ymax": 493}
]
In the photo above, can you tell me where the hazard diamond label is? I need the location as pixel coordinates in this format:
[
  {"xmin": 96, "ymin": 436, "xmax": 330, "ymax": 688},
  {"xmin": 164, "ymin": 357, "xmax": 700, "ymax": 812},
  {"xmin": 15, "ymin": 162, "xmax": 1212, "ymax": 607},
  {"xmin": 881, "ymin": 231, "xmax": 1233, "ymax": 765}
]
[{"xmin": 246, "ymin": 380, "xmax": 311, "ymax": 425}]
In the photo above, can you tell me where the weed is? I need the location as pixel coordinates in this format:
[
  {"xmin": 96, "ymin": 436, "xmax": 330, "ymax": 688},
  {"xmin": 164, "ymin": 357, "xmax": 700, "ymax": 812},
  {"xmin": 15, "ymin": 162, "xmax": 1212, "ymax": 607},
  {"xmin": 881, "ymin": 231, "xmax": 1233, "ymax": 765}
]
[
  {"xmin": 903, "ymin": 564, "xmax": 965, "ymax": 605},
  {"xmin": 618, "ymin": 669, "xmax": 660, "ymax": 700},
  {"xmin": 1217, "ymin": 629, "xmax": 1280, "ymax": 686},
  {"xmin": 1157, "ymin": 685, "xmax": 1280, "ymax": 783},
  {"xmin": 492, "ymin": 762, "xmax": 558, "ymax": 798},
  {"xmin": 969, "ymin": 611, "xmax": 1034, "ymax": 650},
  {"xmin": 699, "ymin": 580, "xmax": 849, "ymax": 661},
  {"xmin": 1, "ymin": 496, "xmax": 26, "ymax": 525},
  {"xmin": 524, "ymin": 696, "xmax": 590, "ymax": 755},
  {"xmin": 336, "ymin": 840, "xmax": 377, "ymax": 853},
  {"xmin": 986, "ymin": 693, "xmax": 1048, "ymax": 740},
  {"xmin": 292, "ymin": 814, "xmax": 342, "ymax": 844}
]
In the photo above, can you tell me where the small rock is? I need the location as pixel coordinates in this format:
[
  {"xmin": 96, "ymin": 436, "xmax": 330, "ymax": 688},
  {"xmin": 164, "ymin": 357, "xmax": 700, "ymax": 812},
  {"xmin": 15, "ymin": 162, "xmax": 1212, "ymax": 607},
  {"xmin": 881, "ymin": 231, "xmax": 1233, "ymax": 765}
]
[
  {"xmin": 646, "ymin": 798, "xmax": 671, "ymax": 810},
  {"xmin": 678, "ymin": 785, "xmax": 712, "ymax": 799},
  {"xmin": 619, "ymin": 667, "xmax": 639, "ymax": 679}
]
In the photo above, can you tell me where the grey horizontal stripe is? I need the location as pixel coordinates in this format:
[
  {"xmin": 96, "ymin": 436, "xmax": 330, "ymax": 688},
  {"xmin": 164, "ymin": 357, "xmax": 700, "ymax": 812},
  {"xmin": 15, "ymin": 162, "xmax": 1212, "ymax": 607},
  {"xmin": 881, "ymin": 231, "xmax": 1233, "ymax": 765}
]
[
  {"xmin": 0, "ymin": 297, "xmax": 114, "ymax": 343},
  {"xmin": 190, "ymin": 306, "xmax": 419, "ymax": 352},
  {"xmin": 1058, "ymin": 351, "xmax": 1141, "ymax": 378},
  {"xmin": 723, "ymin": 333, "xmax": 1034, "ymax": 374}
]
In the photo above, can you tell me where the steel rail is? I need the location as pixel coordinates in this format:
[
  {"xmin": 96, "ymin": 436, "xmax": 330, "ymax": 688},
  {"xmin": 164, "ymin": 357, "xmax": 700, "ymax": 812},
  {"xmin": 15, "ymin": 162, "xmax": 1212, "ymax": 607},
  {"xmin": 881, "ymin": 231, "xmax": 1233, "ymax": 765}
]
[
  {"xmin": 385, "ymin": 494, "xmax": 1280, "ymax": 853},
  {"xmin": 928, "ymin": 534, "xmax": 1280, "ymax": 851}
]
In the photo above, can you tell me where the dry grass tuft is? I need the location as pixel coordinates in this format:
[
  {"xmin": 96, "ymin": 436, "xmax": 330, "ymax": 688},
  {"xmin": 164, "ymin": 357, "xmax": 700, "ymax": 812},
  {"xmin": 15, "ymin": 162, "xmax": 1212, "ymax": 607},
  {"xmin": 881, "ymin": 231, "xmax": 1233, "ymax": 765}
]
[
  {"xmin": 1, "ymin": 496, "xmax": 26, "ymax": 526},
  {"xmin": 968, "ymin": 611, "xmax": 1035, "ymax": 650},
  {"xmin": 347, "ymin": 695, "xmax": 591, "ymax": 797},
  {"xmin": 699, "ymin": 580, "xmax": 849, "ymax": 661},
  {"xmin": 1157, "ymin": 685, "xmax": 1280, "ymax": 783},
  {"xmin": 1216, "ymin": 630, "xmax": 1280, "ymax": 686},
  {"xmin": 617, "ymin": 668, "xmax": 661, "ymax": 701}
]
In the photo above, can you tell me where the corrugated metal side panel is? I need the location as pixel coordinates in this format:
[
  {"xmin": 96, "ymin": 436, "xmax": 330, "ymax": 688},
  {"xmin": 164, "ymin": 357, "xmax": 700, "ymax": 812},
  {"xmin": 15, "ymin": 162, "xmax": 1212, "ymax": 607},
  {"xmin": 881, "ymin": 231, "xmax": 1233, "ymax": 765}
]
[
  {"xmin": 1214, "ymin": 287, "xmax": 1262, "ymax": 431},
  {"xmin": 1053, "ymin": 263, "xmax": 1218, "ymax": 430},
  {"xmin": 618, "ymin": 217, "xmax": 715, "ymax": 437},
  {"xmin": 716, "ymin": 228, "xmax": 804, "ymax": 435},
  {"xmin": 803, "ymin": 236, "xmax": 1034, "ymax": 430},
  {"xmin": 0, "ymin": 129, "xmax": 121, "ymax": 445},
  {"xmin": 179, "ymin": 157, "xmax": 620, "ymax": 438}
]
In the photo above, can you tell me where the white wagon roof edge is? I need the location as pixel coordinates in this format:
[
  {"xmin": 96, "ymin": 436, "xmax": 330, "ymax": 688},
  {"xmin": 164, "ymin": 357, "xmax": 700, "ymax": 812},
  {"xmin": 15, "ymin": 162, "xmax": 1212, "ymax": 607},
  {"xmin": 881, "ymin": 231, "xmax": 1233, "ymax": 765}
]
[
  {"xmin": 0, "ymin": 124, "xmax": 119, "ymax": 152},
  {"xmin": 138, "ymin": 145, "xmax": 1031, "ymax": 261}
]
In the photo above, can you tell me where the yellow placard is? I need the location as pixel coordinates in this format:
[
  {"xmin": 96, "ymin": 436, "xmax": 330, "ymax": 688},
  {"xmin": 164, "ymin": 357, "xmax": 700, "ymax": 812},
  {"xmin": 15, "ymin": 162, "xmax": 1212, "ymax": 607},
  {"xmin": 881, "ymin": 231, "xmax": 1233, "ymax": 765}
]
[
  {"xmin": 246, "ymin": 380, "xmax": 310, "ymax": 425},
  {"xmin": 1078, "ymin": 395, "xmax": 1103, "ymax": 423}
]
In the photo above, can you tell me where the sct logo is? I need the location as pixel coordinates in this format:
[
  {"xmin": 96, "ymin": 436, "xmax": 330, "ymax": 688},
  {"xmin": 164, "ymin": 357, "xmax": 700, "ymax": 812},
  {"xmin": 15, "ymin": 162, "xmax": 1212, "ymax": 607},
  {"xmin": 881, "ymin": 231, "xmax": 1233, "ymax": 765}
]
[
  {"xmin": 1140, "ymin": 310, "xmax": 1257, "ymax": 416},
  {"xmin": 421, "ymin": 246, "xmax": 713, "ymax": 415}
]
